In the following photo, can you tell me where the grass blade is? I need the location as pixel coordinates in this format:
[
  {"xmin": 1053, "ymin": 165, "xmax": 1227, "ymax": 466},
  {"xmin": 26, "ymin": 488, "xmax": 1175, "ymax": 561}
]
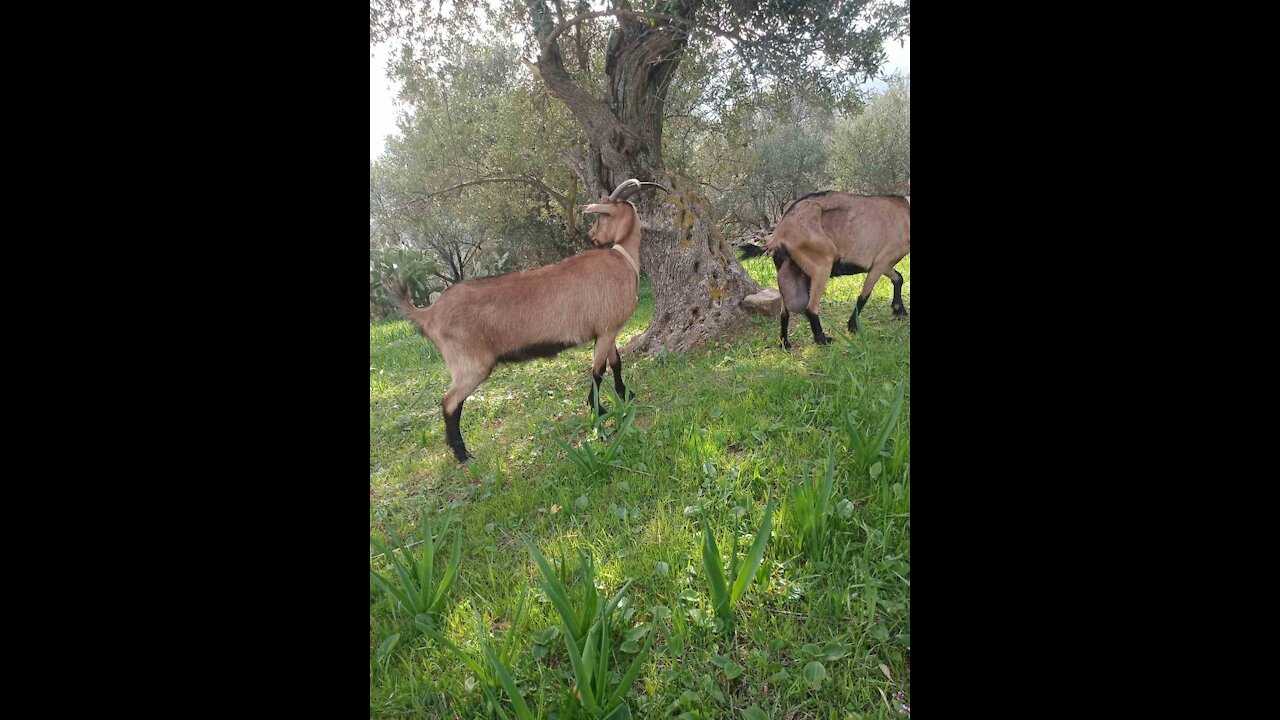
[
  {"xmin": 731, "ymin": 497, "xmax": 774, "ymax": 605},
  {"xmin": 388, "ymin": 556, "xmax": 423, "ymax": 615},
  {"xmin": 604, "ymin": 619, "xmax": 656, "ymax": 712},
  {"xmin": 563, "ymin": 622, "xmax": 603, "ymax": 715},
  {"xmin": 429, "ymin": 531, "xmax": 462, "ymax": 614},
  {"xmin": 700, "ymin": 514, "xmax": 730, "ymax": 619},
  {"xmin": 595, "ymin": 603, "xmax": 609, "ymax": 702},
  {"xmin": 525, "ymin": 539, "xmax": 580, "ymax": 644},
  {"xmin": 416, "ymin": 619, "xmax": 487, "ymax": 677},
  {"xmin": 605, "ymin": 580, "xmax": 633, "ymax": 619},
  {"xmin": 370, "ymin": 569, "xmax": 414, "ymax": 613},
  {"xmin": 502, "ymin": 586, "xmax": 529, "ymax": 665},
  {"xmin": 580, "ymin": 616, "xmax": 601, "ymax": 692},
  {"xmin": 579, "ymin": 554, "xmax": 598, "ymax": 641},
  {"xmin": 817, "ymin": 451, "xmax": 835, "ymax": 518},
  {"xmin": 872, "ymin": 382, "xmax": 906, "ymax": 458},
  {"xmin": 420, "ymin": 511, "xmax": 434, "ymax": 610},
  {"xmin": 483, "ymin": 644, "xmax": 535, "ymax": 720}
]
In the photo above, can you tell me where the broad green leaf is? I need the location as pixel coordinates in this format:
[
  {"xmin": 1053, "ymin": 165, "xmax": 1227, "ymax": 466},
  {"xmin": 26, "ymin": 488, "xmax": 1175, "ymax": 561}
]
[
  {"xmin": 802, "ymin": 660, "xmax": 827, "ymax": 688},
  {"xmin": 532, "ymin": 626, "xmax": 560, "ymax": 645},
  {"xmin": 376, "ymin": 633, "xmax": 400, "ymax": 662},
  {"xmin": 820, "ymin": 642, "xmax": 850, "ymax": 661}
]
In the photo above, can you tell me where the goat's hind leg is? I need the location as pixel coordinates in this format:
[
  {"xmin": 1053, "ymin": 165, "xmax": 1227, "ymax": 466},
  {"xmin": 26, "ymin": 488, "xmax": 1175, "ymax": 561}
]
[
  {"xmin": 776, "ymin": 254, "xmax": 811, "ymax": 350},
  {"xmin": 441, "ymin": 360, "xmax": 490, "ymax": 462},
  {"xmin": 847, "ymin": 267, "xmax": 886, "ymax": 333},
  {"xmin": 888, "ymin": 267, "xmax": 907, "ymax": 317}
]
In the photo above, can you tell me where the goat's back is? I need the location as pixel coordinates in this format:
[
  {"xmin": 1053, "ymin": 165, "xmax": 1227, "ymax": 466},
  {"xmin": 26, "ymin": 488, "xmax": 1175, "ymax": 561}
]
[
  {"xmin": 773, "ymin": 192, "xmax": 910, "ymax": 270},
  {"xmin": 421, "ymin": 249, "xmax": 638, "ymax": 361}
]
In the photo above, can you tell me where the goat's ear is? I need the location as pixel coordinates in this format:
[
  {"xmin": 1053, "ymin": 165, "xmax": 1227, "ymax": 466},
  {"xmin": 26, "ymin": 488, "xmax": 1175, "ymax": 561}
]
[{"xmin": 582, "ymin": 203, "xmax": 614, "ymax": 215}]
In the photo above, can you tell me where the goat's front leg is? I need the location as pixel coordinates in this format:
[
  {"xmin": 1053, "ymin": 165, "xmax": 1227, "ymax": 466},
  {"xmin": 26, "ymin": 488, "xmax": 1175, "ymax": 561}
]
[
  {"xmin": 805, "ymin": 310, "xmax": 833, "ymax": 345},
  {"xmin": 780, "ymin": 308, "xmax": 792, "ymax": 350},
  {"xmin": 587, "ymin": 336, "xmax": 615, "ymax": 414},
  {"xmin": 609, "ymin": 346, "xmax": 635, "ymax": 401},
  {"xmin": 805, "ymin": 265, "xmax": 834, "ymax": 345}
]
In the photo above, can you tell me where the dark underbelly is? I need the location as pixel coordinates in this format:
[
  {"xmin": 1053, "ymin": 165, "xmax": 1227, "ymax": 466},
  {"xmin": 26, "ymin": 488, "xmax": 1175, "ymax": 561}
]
[
  {"xmin": 831, "ymin": 260, "xmax": 868, "ymax": 277},
  {"xmin": 497, "ymin": 341, "xmax": 577, "ymax": 363}
]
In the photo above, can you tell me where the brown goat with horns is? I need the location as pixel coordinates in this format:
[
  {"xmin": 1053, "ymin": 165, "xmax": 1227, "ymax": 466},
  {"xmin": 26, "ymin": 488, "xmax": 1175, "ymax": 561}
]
[{"xmin": 392, "ymin": 178, "xmax": 667, "ymax": 461}]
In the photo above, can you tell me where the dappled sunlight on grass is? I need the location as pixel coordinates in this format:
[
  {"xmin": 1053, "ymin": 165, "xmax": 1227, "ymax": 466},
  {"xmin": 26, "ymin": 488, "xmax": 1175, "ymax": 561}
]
[{"xmin": 371, "ymin": 262, "xmax": 909, "ymax": 719}]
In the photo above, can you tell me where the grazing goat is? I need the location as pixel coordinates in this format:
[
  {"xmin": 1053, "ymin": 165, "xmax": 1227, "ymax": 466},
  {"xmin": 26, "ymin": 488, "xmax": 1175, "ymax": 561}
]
[
  {"xmin": 392, "ymin": 179, "xmax": 666, "ymax": 461},
  {"xmin": 739, "ymin": 191, "xmax": 910, "ymax": 349}
]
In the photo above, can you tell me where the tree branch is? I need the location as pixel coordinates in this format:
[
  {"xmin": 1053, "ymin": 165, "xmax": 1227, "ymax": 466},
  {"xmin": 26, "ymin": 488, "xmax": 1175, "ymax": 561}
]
[
  {"xmin": 540, "ymin": 10, "xmax": 678, "ymax": 60},
  {"xmin": 421, "ymin": 177, "xmax": 568, "ymax": 208}
]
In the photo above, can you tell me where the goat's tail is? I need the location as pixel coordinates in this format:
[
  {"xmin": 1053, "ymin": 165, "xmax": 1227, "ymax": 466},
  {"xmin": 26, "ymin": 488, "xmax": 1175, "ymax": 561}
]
[
  {"xmin": 737, "ymin": 243, "xmax": 767, "ymax": 260},
  {"xmin": 387, "ymin": 279, "xmax": 435, "ymax": 341}
]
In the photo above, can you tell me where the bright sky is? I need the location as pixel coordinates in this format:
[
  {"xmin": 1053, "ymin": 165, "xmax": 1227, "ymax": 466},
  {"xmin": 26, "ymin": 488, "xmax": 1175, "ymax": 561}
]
[{"xmin": 370, "ymin": 35, "xmax": 910, "ymax": 160}]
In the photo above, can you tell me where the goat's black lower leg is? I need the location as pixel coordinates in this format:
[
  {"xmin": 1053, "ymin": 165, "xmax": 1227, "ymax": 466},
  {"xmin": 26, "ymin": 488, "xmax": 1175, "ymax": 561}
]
[
  {"xmin": 889, "ymin": 269, "xmax": 907, "ymax": 317},
  {"xmin": 443, "ymin": 400, "xmax": 473, "ymax": 462},
  {"xmin": 805, "ymin": 310, "xmax": 833, "ymax": 345},
  {"xmin": 847, "ymin": 295, "xmax": 871, "ymax": 333},
  {"xmin": 587, "ymin": 371, "xmax": 610, "ymax": 414},
  {"xmin": 780, "ymin": 309, "xmax": 792, "ymax": 350},
  {"xmin": 848, "ymin": 269, "xmax": 885, "ymax": 333},
  {"xmin": 609, "ymin": 349, "xmax": 634, "ymax": 400}
]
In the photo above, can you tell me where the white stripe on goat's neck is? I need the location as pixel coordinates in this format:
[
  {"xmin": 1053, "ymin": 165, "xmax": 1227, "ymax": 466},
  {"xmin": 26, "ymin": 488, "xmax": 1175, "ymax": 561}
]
[{"xmin": 612, "ymin": 244, "xmax": 640, "ymax": 279}]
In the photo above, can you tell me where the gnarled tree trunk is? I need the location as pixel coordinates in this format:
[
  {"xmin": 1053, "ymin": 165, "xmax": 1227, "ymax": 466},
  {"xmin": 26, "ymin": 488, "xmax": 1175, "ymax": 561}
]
[
  {"xmin": 628, "ymin": 177, "xmax": 761, "ymax": 354},
  {"xmin": 529, "ymin": 0, "xmax": 762, "ymax": 356}
]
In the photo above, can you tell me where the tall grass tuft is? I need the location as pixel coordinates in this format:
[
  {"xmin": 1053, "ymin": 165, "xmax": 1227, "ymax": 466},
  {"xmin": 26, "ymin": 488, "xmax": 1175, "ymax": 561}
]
[
  {"xmin": 788, "ymin": 450, "xmax": 837, "ymax": 564},
  {"xmin": 525, "ymin": 539, "xmax": 655, "ymax": 719},
  {"xmin": 700, "ymin": 497, "xmax": 775, "ymax": 631},
  {"xmin": 554, "ymin": 386, "xmax": 639, "ymax": 479},
  {"xmin": 369, "ymin": 510, "xmax": 461, "ymax": 626},
  {"xmin": 418, "ymin": 588, "xmax": 538, "ymax": 720}
]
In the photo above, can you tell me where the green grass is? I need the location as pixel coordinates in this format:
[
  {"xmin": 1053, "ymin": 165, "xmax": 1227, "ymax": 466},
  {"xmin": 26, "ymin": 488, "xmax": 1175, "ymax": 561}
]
[{"xmin": 370, "ymin": 256, "xmax": 910, "ymax": 719}]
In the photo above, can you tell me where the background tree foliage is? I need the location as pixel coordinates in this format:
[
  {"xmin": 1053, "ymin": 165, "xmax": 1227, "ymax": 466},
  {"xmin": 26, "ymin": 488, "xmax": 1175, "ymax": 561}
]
[
  {"xmin": 371, "ymin": 2, "xmax": 909, "ymax": 318},
  {"xmin": 830, "ymin": 73, "xmax": 910, "ymax": 195}
]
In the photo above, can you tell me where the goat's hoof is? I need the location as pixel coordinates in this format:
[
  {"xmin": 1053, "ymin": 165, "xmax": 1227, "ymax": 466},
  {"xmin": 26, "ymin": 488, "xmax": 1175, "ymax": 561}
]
[
  {"xmin": 815, "ymin": 335, "xmax": 835, "ymax": 345},
  {"xmin": 782, "ymin": 341, "xmax": 793, "ymax": 351},
  {"xmin": 847, "ymin": 321, "xmax": 859, "ymax": 333},
  {"xmin": 893, "ymin": 307, "xmax": 908, "ymax": 318},
  {"xmin": 450, "ymin": 447, "xmax": 474, "ymax": 462},
  {"xmin": 625, "ymin": 391, "xmax": 636, "ymax": 401}
]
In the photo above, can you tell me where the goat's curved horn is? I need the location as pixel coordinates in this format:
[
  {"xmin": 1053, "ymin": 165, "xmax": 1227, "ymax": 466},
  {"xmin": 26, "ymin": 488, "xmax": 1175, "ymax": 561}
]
[
  {"xmin": 608, "ymin": 179, "xmax": 672, "ymax": 200},
  {"xmin": 608, "ymin": 179, "xmax": 642, "ymax": 200}
]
